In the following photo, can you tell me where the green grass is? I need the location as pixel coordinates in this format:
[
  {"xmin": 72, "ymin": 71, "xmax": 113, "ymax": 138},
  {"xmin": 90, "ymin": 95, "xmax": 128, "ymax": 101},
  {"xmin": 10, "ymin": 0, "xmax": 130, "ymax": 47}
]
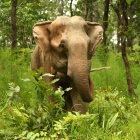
[
  {"xmin": 0, "ymin": 48, "xmax": 140, "ymax": 140},
  {"xmin": 91, "ymin": 51, "xmax": 140, "ymax": 97},
  {"xmin": 0, "ymin": 48, "xmax": 36, "ymax": 109}
]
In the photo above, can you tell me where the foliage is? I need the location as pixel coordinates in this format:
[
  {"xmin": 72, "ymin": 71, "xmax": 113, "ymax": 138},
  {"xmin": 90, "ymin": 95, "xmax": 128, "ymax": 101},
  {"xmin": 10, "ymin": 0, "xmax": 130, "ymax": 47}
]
[
  {"xmin": 0, "ymin": 69, "xmax": 65, "ymax": 139},
  {"xmin": 128, "ymin": 45, "xmax": 140, "ymax": 65},
  {"xmin": 0, "ymin": 77, "xmax": 140, "ymax": 139},
  {"xmin": 91, "ymin": 49, "xmax": 140, "ymax": 97},
  {"xmin": 89, "ymin": 87, "xmax": 140, "ymax": 139},
  {"xmin": 0, "ymin": 1, "xmax": 11, "ymax": 47},
  {"xmin": 0, "ymin": 49, "xmax": 140, "ymax": 139}
]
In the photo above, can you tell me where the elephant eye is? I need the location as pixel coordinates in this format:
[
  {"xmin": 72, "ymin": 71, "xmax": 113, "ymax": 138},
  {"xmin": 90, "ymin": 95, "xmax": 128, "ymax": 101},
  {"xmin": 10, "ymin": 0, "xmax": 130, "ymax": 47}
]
[
  {"xmin": 59, "ymin": 43, "xmax": 65, "ymax": 48},
  {"xmin": 59, "ymin": 43, "xmax": 66, "ymax": 51}
]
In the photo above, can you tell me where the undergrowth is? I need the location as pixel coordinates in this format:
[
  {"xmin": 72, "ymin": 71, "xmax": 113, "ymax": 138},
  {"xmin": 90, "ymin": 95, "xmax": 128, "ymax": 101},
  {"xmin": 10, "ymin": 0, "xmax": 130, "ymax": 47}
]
[
  {"xmin": 0, "ymin": 48, "xmax": 140, "ymax": 140},
  {"xmin": 0, "ymin": 78, "xmax": 140, "ymax": 140}
]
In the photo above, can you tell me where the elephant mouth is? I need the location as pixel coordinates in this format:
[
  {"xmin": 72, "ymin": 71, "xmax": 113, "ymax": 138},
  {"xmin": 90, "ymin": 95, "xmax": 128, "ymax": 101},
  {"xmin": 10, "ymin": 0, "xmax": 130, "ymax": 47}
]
[
  {"xmin": 56, "ymin": 66, "xmax": 67, "ymax": 74},
  {"xmin": 52, "ymin": 61, "xmax": 68, "ymax": 74}
]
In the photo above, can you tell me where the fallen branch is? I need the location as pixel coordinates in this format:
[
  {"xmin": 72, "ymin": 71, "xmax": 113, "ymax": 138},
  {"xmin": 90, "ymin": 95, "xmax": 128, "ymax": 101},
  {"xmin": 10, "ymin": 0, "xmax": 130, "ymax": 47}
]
[{"xmin": 90, "ymin": 67, "xmax": 111, "ymax": 72}]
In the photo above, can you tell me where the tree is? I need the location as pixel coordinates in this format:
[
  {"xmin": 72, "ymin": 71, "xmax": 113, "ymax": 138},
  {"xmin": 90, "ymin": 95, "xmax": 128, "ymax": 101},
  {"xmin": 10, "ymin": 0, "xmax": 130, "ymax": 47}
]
[
  {"xmin": 11, "ymin": 0, "xmax": 17, "ymax": 49},
  {"xmin": 102, "ymin": 0, "xmax": 110, "ymax": 47},
  {"xmin": 92, "ymin": 1, "xmax": 99, "ymax": 22},
  {"xmin": 60, "ymin": 0, "xmax": 64, "ymax": 15},
  {"xmin": 70, "ymin": 0, "xmax": 73, "ymax": 16},
  {"xmin": 111, "ymin": 0, "xmax": 136, "ymax": 98},
  {"xmin": 87, "ymin": 0, "xmax": 99, "ymax": 22}
]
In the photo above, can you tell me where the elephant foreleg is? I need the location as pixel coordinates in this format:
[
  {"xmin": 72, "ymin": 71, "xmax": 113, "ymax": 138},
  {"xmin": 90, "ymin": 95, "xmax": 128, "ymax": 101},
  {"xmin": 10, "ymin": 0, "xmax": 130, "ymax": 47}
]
[
  {"xmin": 70, "ymin": 90, "xmax": 88, "ymax": 114},
  {"xmin": 64, "ymin": 87, "xmax": 88, "ymax": 114},
  {"xmin": 64, "ymin": 93, "xmax": 88, "ymax": 114}
]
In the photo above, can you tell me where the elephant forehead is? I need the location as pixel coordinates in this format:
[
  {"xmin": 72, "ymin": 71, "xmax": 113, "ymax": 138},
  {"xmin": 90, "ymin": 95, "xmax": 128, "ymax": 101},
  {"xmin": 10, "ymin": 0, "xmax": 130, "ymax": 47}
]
[
  {"xmin": 51, "ymin": 16, "xmax": 87, "ymax": 30},
  {"xmin": 51, "ymin": 16, "xmax": 71, "ymax": 28},
  {"xmin": 71, "ymin": 16, "xmax": 87, "ymax": 26}
]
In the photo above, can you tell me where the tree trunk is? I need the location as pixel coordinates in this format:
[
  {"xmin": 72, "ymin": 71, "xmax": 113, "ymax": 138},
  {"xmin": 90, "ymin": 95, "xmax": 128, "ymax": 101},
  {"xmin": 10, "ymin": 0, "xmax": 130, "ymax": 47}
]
[
  {"xmin": 117, "ymin": 31, "xmax": 121, "ymax": 52},
  {"xmin": 84, "ymin": 1, "xmax": 89, "ymax": 20},
  {"xmin": 102, "ymin": 0, "xmax": 110, "ymax": 47},
  {"xmin": 11, "ymin": 0, "xmax": 17, "ymax": 49},
  {"xmin": 112, "ymin": 0, "xmax": 136, "ymax": 98},
  {"xmin": 111, "ymin": 0, "xmax": 136, "ymax": 97},
  {"xmin": 121, "ymin": 39, "xmax": 135, "ymax": 97},
  {"xmin": 120, "ymin": 0, "xmax": 136, "ymax": 97},
  {"xmin": 60, "ymin": 0, "xmax": 64, "ymax": 15},
  {"xmin": 92, "ymin": 1, "xmax": 99, "ymax": 22},
  {"xmin": 83, "ymin": 0, "xmax": 99, "ymax": 22},
  {"xmin": 101, "ymin": 0, "xmax": 110, "ymax": 65},
  {"xmin": 70, "ymin": 0, "xmax": 73, "ymax": 17},
  {"xmin": 111, "ymin": 3, "xmax": 121, "ymax": 52}
]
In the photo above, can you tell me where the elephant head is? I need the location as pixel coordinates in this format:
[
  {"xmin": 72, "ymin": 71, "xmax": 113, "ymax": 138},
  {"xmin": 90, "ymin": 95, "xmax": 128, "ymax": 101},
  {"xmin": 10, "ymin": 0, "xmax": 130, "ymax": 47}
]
[{"xmin": 32, "ymin": 16, "xmax": 103, "ymax": 103}]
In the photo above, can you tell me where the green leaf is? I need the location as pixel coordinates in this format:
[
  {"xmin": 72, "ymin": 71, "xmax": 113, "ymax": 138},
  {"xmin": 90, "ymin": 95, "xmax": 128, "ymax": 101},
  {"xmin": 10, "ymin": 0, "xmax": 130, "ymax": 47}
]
[
  {"xmin": 35, "ymin": 133, "xmax": 40, "ymax": 137},
  {"xmin": 21, "ymin": 130, "xmax": 28, "ymax": 137},
  {"xmin": 55, "ymin": 87, "xmax": 64, "ymax": 95},
  {"xmin": 7, "ymin": 91, "xmax": 14, "ymax": 97},
  {"xmin": 27, "ymin": 132, "xmax": 34, "ymax": 139},
  {"xmin": 21, "ymin": 78, "xmax": 31, "ymax": 82},
  {"xmin": 107, "ymin": 113, "xmax": 118, "ymax": 129},
  {"xmin": 65, "ymin": 87, "xmax": 72, "ymax": 91},
  {"xmin": 15, "ymin": 86, "xmax": 20, "ymax": 93},
  {"xmin": 51, "ymin": 78, "xmax": 59, "ymax": 84},
  {"xmin": 126, "ymin": 0, "xmax": 131, "ymax": 4},
  {"xmin": 30, "ymin": 134, "xmax": 36, "ymax": 140},
  {"xmin": 37, "ymin": 90, "xmax": 44, "ymax": 102},
  {"xmin": 0, "ymin": 98, "xmax": 10, "ymax": 112},
  {"xmin": 40, "ymin": 131, "xmax": 47, "ymax": 137}
]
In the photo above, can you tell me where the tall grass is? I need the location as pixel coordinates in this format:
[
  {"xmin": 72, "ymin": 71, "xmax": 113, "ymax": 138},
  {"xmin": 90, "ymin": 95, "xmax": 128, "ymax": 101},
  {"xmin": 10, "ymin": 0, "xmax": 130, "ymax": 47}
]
[
  {"xmin": 91, "ymin": 51, "xmax": 140, "ymax": 97},
  {"xmin": 0, "ymin": 48, "xmax": 36, "ymax": 107}
]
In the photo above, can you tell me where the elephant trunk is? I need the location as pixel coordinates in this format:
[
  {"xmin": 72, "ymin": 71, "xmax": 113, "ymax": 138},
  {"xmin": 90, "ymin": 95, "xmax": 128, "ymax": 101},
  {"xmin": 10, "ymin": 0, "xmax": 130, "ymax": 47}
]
[{"xmin": 67, "ymin": 58, "xmax": 94, "ymax": 102}]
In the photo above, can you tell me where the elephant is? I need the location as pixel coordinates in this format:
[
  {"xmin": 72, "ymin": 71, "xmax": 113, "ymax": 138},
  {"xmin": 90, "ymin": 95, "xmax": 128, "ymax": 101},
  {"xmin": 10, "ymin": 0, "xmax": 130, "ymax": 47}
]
[{"xmin": 31, "ymin": 16, "xmax": 103, "ymax": 114}]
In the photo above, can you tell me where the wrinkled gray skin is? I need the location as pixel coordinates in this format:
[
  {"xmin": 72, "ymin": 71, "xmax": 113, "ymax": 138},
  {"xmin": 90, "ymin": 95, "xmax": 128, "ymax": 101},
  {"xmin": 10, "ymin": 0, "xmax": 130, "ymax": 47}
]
[{"xmin": 31, "ymin": 16, "xmax": 103, "ymax": 114}]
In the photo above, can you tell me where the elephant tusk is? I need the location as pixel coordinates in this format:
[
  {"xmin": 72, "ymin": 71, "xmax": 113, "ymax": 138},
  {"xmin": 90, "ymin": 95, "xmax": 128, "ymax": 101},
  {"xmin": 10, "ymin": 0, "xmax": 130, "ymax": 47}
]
[{"xmin": 90, "ymin": 67, "xmax": 111, "ymax": 72}]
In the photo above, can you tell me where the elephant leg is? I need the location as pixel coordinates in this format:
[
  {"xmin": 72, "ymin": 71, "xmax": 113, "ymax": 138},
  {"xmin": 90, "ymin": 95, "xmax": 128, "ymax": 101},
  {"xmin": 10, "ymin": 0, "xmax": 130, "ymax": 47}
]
[
  {"xmin": 70, "ymin": 90, "xmax": 88, "ymax": 114},
  {"xmin": 63, "ymin": 93, "xmax": 73, "ymax": 112}
]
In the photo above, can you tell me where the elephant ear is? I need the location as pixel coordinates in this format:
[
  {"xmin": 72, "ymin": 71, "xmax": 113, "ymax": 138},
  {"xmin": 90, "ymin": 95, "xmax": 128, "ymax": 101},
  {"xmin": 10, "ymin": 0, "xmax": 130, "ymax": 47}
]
[
  {"xmin": 87, "ymin": 21, "xmax": 103, "ymax": 59},
  {"xmin": 33, "ymin": 21, "xmax": 52, "ymax": 56}
]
